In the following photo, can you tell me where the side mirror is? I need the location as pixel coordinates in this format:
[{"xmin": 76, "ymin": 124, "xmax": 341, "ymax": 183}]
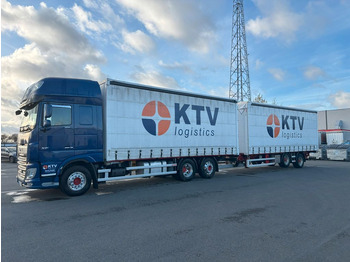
[
  {"xmin": 44, "ymin": 104, "xmax": 52, "ymax": 119},
  {"xmin": 43, "ymin": 119, "xmax": 51, "ymax": 128}
]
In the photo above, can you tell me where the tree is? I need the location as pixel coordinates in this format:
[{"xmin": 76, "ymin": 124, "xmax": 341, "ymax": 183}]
[
  {"xmin": 1, "ymin": 134, "xmax": 9, "ymax": 143},
  {"xmin": 253, "ymin": 93, "xmax": 267, "ymax": 104},
  {"xmin": 253, "ymin": 93, "xmax": 278, "ymax": 105},
  {"xmin": 9, "ymin": 134, "xmax": 18, "ymax": 143}
]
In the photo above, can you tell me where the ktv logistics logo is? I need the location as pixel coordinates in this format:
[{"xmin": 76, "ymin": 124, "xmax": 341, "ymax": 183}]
[
  {"xmin": 266, "ymin": 114, "xmax": 280, "ymax": 138},
  {"xmin": 142, "ymin": 101, "xmax": 171, "ymax": 136},
  {"xmin": 141, "ymin": 100, "xmax": 219, "ymax": 138},
  {"xmin": 266, "ymin": 113, "xmax": 305, "ymax": 139}
]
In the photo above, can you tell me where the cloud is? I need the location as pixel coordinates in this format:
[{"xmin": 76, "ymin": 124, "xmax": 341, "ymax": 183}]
[
  {"xmin": 255, "ymin": 59, "xmax": 264, "ymax": 70},
  {"xmin": 119, "ymin": 30, "xmax": 155, "ymax": 54},
  {"xmin": 208, "ymin": 87, "xmax": 230, "ymax": 98},
  {"xmin": 158, "ymin": 60, "xmax": 193, "ymax": 74},
  {"xmin": 115, "ymin": 0, "xmax": 215, "ymax": 53},
  {"xmin": 79, "ymin": 0, "xmax": 124, "ymax": 33},
  {"xmin": 329, "ymin": 91, "xmax": 350, "ymax": 109},
  {"xmin": 268, "ymin": 68, "xmax": 286, "ymax": 81},
  {"xmin": 246, "ymin": 0, "xmax": 303, "ymax": 42},
  {"xmin": 131, "ymin": 70, "xmax": 181, "ymax": 90},
  {"xmin": 72, "ymin": 4, "xmax": 112, "ymax": 34},
  {"xmin": 303, "ymin": 66, "xmax": 326, "ymax": 80},
  {"xmin": 1, "ymin": 1, "xmax": 104, "ymax": 63}
]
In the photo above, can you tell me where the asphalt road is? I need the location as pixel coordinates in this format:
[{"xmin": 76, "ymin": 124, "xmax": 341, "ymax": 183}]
[{"xmin": 2, "ymin": 160, "xmax": 350, "ymax": 262}]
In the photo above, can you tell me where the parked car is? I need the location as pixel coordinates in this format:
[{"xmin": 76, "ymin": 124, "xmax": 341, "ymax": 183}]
[{"xmin": 1, "ymin": 147, "xmax": 17, "ymax": 163}]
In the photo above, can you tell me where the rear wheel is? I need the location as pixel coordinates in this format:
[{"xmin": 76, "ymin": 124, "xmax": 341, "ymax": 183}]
[
  {"xmin": 293, "ymin": 153, "xmax": 305, "ymax": 168},
  {"xmin": 279, "ymin": 153, "xmax": 291, "ymax": 168},
  {"xmin": 199, "ymin": 158, "xmax": 216, "ymax": 179},
  {"xmin": 60, "ymin": 166, "xmax": 91, "ymax": 196},
  {"xmin": 177, "ymin": 159, "xmax": 196, "ymax": 182}
]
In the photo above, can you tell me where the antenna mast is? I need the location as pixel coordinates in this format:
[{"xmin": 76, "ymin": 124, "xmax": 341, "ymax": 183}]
[{"xmin": 229, "ymin": 0, "xmax": 251, "ymax": 101}]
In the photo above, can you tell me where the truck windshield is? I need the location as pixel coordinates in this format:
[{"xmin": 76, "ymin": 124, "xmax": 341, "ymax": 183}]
[{"xmin": 20, "ymin": 105, "xmax": 38, "ymax": 132}]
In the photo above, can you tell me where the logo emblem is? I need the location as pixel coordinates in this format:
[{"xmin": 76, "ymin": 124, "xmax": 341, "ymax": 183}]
[
  {"xmin": 142, "ymin": 101, "xmax": 171, "ymax": 136},
  {"xmin": 266, "ymin": 114, "xmax": 280, "ymax": 138}
]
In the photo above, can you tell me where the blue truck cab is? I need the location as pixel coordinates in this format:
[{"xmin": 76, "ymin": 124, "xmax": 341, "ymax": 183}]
[{"xmin": 16, "ymin": 78, "xmax": 103, "ymax": 195}]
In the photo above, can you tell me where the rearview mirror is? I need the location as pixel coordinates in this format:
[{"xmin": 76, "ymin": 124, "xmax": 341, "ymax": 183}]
[
  {"xmin": 44, "ymin": 104, "xmax": 52, "ymax": 119},
  {"xmin": 43, "ymin": 119, "xmax": 51, "ymax": 128}
]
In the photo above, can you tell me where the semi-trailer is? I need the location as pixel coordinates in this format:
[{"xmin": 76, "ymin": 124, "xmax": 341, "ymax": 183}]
[{"xmin": 16, "ymin": 78, "xmax": 318, "ymax": 196}]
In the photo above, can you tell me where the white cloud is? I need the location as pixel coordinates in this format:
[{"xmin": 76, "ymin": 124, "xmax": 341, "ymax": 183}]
[
  {"xmin": 1, "ymin": 1, "xmax": 104, "ymax": 62},
  {"xmin": 120, "ymin": 30, "xmax": 155, "ymax": 54},
  {"xmin": 84, "ymin": 64, "xmax": 106, "ymax": 82},
  {"xmin": 115, "ymin": 0, "xmax": 215, "ymax": 53},
  {"xmin": 77, "ymin": 1, "xmax": 124, "ymax": 34},
  {"xmin": 246, "ymin": 0, "xmax": 303, "ymax": 42},
  {"xmin": 158, "ymin": 60, "xmax": 193, "ymax": 74},
  {"xmin": 268, "ymin": 68, "xmax": 286, "ymax": 81},
  {"xmin": 131, "ymin": 70, "xmax": 181, "ymax": 90},
  {"xmin": 208, "ymin": 87, "xmax": 230, "ymax": 98},
  {"xmin": 329, "ymin": 91, "xmax": 350, "ymax": 109},
  {"xmin": 303, "ymin": 66, "xmax": 326, "ymax": 80},
  {"xmin": 255, "ymin": 59, "xmax": 264, "ymax": 70},
  {"xmin": 72, "ymin": 4, "xmax": 112, "ymax": 34}
]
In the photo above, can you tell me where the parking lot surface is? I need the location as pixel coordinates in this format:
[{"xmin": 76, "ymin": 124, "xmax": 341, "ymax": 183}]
[{"xmin": 2, "ymin": 160, "xmax": 350, "ymax": 261}]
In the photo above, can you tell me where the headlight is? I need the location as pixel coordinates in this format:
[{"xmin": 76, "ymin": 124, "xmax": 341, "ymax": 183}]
[{"xmin": 26, "ymin": 168, "xmax": 37, "ymax": 179}]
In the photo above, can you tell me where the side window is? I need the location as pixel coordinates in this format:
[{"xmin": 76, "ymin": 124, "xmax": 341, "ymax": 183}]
[
  {"xmin": 47, "ymin": 105, "xmax": 72, "ymax": 126},
  {"xmin": 79, "ymin": 106, "xmax": 93, "ymax": 125}
]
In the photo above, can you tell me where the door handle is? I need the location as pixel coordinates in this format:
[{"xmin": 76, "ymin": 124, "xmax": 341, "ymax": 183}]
[{"xmin": 64, "ymin": 146, "xmax": 74, "ymax": 150}]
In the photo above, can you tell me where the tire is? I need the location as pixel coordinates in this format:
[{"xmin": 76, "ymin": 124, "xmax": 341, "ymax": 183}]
[
  {"xmin": 293, "ymin": 153, "xmax": 305, "ymax": 168},
  {"xmin": 60, "ymin": 165, "xmax": 91, "ymax": 196},
  {"xmin": 9, "ymin": 156, "xmax": 15, "ymax": 163},
  {"xmin": 177, "ymin": 159, "xmax": 196, "ymax": 182},
  {"xmin": 279, "ymin": 153, "xmax": 291, "ymax": 168},
  {"xmin": 199, "ymin": 157, "xmax": 216, "ymax": 179}
]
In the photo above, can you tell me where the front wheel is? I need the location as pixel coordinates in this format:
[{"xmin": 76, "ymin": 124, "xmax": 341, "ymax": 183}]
[
  {"xmin": 60, "ymin": 166, "xmax": 91, "ymax": 196},
  {"xmin": 199, "ymin": 158, "xmax": 216, "ymax": 179}
]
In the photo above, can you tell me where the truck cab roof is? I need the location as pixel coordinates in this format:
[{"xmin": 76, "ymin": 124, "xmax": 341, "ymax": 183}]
[{"xmin": 20, "ymin": 77, "xmax": 102, "ymax": 109}]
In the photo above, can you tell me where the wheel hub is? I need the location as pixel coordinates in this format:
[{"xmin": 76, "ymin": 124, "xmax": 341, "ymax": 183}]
[
  {"xmin": 182, "ymin": 164, "xmax": 193, "ymax": 177},
  {"xmin": 68, "ymin": 172, "xmax": 86, "ymax": 191}
]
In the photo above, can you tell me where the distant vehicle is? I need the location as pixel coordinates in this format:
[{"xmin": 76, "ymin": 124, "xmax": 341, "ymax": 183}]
[{"xmin": 1, "ymin": 147, "xmax": 17, "ymax": 163}]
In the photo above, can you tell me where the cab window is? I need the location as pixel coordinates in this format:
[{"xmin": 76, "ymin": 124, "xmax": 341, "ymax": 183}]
[{"xmin": 46, "ymin": 105, "xmax": 72, "ymax": 126}]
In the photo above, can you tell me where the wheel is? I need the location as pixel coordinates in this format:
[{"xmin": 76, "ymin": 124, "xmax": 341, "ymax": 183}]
[
  {"xmin": 9, "ymin": 156, "xmax": 15, "ymax": 163},
  {"xmin": 293, "ymin": 153, "xmax": 305, "ymax": 168},
  {"xmin": 199, "ymin": 157, "xmax": 216, "ymax": 179},
  {"xmin": 177, "ymin": 159, "xmax": 196, "ymax": 182},
  {"xmin": 279, "ymin": 153, "xmax": 291, "ymax": 168},
  {"xmin": 60, "ymin": 166, "xmax": 91, "ymax": 196}
]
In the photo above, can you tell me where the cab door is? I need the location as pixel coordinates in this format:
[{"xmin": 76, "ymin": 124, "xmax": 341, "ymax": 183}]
[{"xmin": 39, "ymin": 104, "xmax": 74, "ymax": 175}]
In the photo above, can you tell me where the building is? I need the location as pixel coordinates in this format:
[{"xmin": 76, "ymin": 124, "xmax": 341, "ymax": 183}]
[{"xmin": 318, "ymin": 108, "xmax": 350, "ymax": 145}]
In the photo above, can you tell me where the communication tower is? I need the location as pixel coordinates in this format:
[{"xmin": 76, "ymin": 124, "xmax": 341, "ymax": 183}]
[{"xmin": 229, "ymin": 0, "xmax": 251, "ymax": 101}]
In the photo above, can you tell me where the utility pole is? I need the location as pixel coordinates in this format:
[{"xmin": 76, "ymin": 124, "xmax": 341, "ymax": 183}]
[{"xmin": 229, "ymin": 0, "xmax": 251, "ymax": 101}]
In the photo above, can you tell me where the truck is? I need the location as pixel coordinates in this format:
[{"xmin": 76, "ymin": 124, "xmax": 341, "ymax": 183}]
[{"xmin": 16, "ymin": 78, "xmax": 318, "ymax": 196}]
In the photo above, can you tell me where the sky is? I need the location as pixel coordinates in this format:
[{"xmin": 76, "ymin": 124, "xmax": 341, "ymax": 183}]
[{"xmin": 1, "ymin": 0, "xmax": 350, "ymax": 134}]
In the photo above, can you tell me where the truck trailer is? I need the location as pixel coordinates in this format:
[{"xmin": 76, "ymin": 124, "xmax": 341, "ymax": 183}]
[
  {"xmin": 237, "ymin": 102, "xmax": 318, "ymax": 167},
  {"xmin": 16, "ymin": 78, "xmax": 318, "ymax": 196}
]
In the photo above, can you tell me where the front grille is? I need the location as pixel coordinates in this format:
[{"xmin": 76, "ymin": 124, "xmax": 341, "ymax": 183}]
[{"xmin": 17, "ymin": 155, "xmax": 27, "ymax": 180}]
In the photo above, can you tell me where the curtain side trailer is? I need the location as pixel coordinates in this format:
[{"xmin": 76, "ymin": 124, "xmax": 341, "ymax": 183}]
[{"xmin": 237, "ymin": 102, "xmax": 318, "ymax": 168}]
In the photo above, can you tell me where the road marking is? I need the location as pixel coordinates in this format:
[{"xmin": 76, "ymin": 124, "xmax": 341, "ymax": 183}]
[{"xmin": 2, "ymin": 189, "xmax": 38, "ymax": 194}]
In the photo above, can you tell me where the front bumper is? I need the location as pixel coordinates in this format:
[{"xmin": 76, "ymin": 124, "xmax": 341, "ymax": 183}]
[{"xmin": 17, "ymin": 162, "xmax": 59, "ymax": 189}]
